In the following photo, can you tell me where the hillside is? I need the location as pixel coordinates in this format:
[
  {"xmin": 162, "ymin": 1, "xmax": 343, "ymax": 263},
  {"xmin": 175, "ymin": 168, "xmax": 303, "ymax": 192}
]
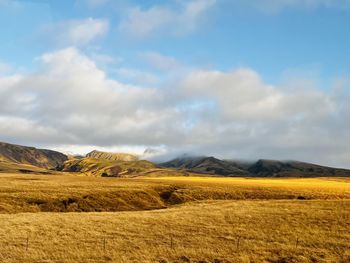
[
  {"xmin": 2, "ymin": 141, "xmax": 350, "ymax": 178},
  {"xmin": 0, "ymin": 159, "xmax": 54, "ymax": 174},
  {"xmin": 161, "ymin": 156, "xmax": 350, "ymax": 177},
  {"xmin": 86, "ymin": 150, "xmax": 138, "ymax": 162},
  {"xmin": 161, "ymin": 156, "xmax": 249, "ymax": 176},
  {"xmin": 0, "ymin": 142, "xmax": 67, "ymax": 170},
  {"xmin": 61, "ymin": 157, "xmax": 155, "ymax": 177},
  {"xmin": 247, "ymin": 159, "xmax": 350, "ymax": 177}
]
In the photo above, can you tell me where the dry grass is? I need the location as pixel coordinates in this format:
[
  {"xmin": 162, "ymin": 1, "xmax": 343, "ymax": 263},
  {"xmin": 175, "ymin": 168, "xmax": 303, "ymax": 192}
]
[
  {"xmin": 0, "ymin": 173, "xmax": 167, "ymax": 213},
  {"xmin": 0, "ymin": 173, "xmax": 349, "ymax": 213},
  {"xmin": 0, "ymin": 173, "xmax": 349, "ymax": 262},
  {"xmin": 0, "ymin": 160, "xmax": 53, "ymax": 174},
  {"xmin": 142, "ymin": 176, "xmax": 350, "ymax": 200},
  {"xmin": 0, "ymin": 200, "xmax": 349, "ymax": 262}
]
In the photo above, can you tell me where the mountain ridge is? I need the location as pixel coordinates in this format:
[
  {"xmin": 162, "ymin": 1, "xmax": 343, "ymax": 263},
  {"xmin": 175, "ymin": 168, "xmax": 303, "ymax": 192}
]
[
  {"xmin": 160, "ymin": 156, "xmax": 350, "ymax": 177},
  {"xmin": 61, "ymin": 157, "xmax": 155, "ymax": 177},
  {"xmin": 0, "ymin": 141, "xmax": 68, "ymax": 170},
  {"xmin": 1, "ymin": 141, "xmax": 350, "ymax": 177},
  {"xmin": 86, "ymin": 150, "xmax": 138, "ymax": 162}
]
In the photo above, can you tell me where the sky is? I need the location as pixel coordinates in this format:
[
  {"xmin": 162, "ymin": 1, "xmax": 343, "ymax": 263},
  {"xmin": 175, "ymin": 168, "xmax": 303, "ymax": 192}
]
[{"xmin": 0, "ymin": 0, "xmax": 350, "ymax": 167}]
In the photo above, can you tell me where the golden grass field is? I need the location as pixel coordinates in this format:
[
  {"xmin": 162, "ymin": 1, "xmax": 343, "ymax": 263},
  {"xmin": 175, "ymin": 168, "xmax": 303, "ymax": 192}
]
[{"xmin": 0, "ymin": 172, "xmax": 349, "ymax": 262}]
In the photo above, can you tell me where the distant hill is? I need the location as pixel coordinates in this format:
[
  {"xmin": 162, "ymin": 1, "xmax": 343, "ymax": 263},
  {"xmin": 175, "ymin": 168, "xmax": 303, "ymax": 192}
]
[
  {"xmin": 247, "ymin": 159, "xmax": 350, "ymax": 177},
  {"xmin": 2, "ymin": 141, "xmax": 350, "ymax": 178},
  {"xmin": 61, "ymin": 150, "xmax": 149, "ymax": 177},
  {"xmin": 61, "ymin": 157, "xmax": 155, "ymax": 177},
  {"xmin": 0, "ymin": 142, "xmax": 68, "ymax": 170},
  {"xmin": 161, "ymin": 156, "xmax": 249, "ymax": 176},
  {"xmin": 160, "ymin": 156, "xmax": 350, "ymax": 177},
  {"xmin": 86, "ymin": 150, "xmax": 138, "ymax": 162}
]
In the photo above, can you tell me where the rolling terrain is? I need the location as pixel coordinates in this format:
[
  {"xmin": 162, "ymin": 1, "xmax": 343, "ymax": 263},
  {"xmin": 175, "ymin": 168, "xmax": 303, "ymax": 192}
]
[
  {"xmin": 86, "ymin": 150, "xmax": 139, "ymax": 162},
  {"xmin": 160, "ymin": 156, "xmax": 249, "ymax": 176},
  {"xmin": 0, "ymin": 142, "xmax": 350, "ymax": 261},
  {"xmin": 2, "ymin": 141, "xmax": 350, "ymax": 178},
  {"xmin": 0, "ymin": 173, "xmax": 349, "ymax": 213},
  {"xmin": 161, "ymin": 156, "xmax": 350, "ymax": 177},
  {"xmin": 0, "ymin": 172, "xmax": 349, "ymax": 262},
  {"xmin": 61, "ymin": 157, "xmax": 156, "ymax": 177},
  {"xmin": 0, "ymin": 141, "xmax": 67, "ymax": 170}
]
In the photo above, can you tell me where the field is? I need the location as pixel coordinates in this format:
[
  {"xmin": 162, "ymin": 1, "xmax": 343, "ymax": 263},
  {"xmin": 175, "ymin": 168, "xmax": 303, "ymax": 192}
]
[{"xmin": 0, "ymin": 173, "xmax": 349, "ymax": 262}]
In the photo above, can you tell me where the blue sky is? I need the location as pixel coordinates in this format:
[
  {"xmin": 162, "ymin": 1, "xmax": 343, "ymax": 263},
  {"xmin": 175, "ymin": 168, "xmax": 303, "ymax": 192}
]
[
  {"xmin": 1, "ymin": 0, "xmax": 349, "ymax": 82},
  {"xmin": 1, "ymin": 0, "xmax": 350, "ymax": 167}
]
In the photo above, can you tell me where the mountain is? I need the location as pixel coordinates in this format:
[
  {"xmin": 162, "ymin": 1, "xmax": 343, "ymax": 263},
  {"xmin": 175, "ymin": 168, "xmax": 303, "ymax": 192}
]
[
  {"xmin": 61, "ymin": 157, "xmax": 155, "ymax": 177},
  {"xmin": 247, "ymin": 159, "xmax": 350, "ymax": 177},
  {"xmin": 2, "ymin": 141, "xmax": 350, "ymax": 178},
  {"xmin": 0, "ymin": 141, "xmax": 68, "ymax": 170},
  {"xmin": 60, "ymin": 150, "xmax": 149, "ymax": 177},
  {"xmin": 160, "ymin": 156, "xmax": 350, "ymax": 177},
  {"xmin": 161, "ymin": 156, "xmax": 249, "ymax": 176},
  {"xmin": 86, "ymin": 150, "xmax": 138, "ymax": 162}
]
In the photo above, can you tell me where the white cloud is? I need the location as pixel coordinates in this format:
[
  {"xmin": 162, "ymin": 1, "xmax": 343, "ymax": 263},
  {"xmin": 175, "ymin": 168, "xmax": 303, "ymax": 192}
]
[
  {"xmin": 1, "ymin": 48, "xmax": 350, "ymax": 167},
  {"xmin": 45, "ymin": 18, "xmax": 109, "ymax": 46},
  {"xmin": 119, "ymin": 0, "xmax": 217, "ymax": 37},
  {"xmin": 119, "ymin": 6, "xmax": 173, "ymax": 37},
  {"xmin": 0, "ymin": 48, "xmax": 183, "ymax": 148},
  {"xmin": 179, "ymin": 68, "xmax": 350, "ymax": 166},
  {"xmin": 141, "ymin": 52, "xmax": 180, "ymax": 71},
  {"xmin": 182, "ymin": 68, "xmax": 334, "ymax": 121},
  {"xmin": 0, "ymin": 116, "xmax": 61, "ymax": 146},
  {"xmin": 114, "ymin": 68, "xmax": 159, "ymax": 86}
]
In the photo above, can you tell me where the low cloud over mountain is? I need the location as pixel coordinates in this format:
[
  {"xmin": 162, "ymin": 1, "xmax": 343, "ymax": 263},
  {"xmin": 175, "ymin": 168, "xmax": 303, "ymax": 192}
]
[{"xmin": 1, "ymin": 47, "xmax": 350, "ymax": 167}]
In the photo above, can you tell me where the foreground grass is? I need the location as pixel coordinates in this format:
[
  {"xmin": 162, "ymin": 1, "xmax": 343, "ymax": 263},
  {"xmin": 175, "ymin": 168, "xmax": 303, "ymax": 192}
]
[{"xmin": 0, "ymin": 200, "xmax": 349, "ymax": 262}]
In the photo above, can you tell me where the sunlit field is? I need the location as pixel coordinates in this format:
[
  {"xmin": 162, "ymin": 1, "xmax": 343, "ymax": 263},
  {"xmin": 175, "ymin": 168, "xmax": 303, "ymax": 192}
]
[
  {"xmin": 1, "ymin": 200, "xmax": 349, "ymax": 263},
  {"xmin": 3, "ymin": 0, "xmax": 350, "ymax": 262},
  {"xmin": 0, "ymin": 173, "xmax": 350, "ymax": 213},
  {"xmin": 0, "ymin": 173, "xmax": 349, "ymax": 262}
]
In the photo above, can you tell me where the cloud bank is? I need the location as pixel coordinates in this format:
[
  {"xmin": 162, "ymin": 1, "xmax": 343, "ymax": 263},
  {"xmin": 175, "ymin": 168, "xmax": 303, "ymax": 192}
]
[{"xmin": 0, "ymin": 48, "xmax": 350, "ymax": 167}]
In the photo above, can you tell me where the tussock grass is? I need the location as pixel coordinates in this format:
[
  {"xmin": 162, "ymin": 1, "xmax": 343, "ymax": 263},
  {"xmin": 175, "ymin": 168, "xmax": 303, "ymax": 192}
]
[
  {"xmin": 0, "ymin": 173, "xmax": 349, "ymax": 262},
  {"xmin": 0, "ymin": 173, "xmax": 167, "ymax": 213},
  {"xmin": 0, "ymin": 174, "xmax": 349, "ymax": 213},
  {"xmin": 144, "ymin": 176, "xmax": 350, "ymax": 201},
  {"xmin": 0, "ymin": 200, "xmax": 349, "ymax": 262}
]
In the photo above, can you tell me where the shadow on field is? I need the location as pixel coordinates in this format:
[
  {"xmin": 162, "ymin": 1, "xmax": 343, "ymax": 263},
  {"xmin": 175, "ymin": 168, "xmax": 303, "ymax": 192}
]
[{"xmin": 22, "ymin": 185, "xmax": 312, "ymax": 213}]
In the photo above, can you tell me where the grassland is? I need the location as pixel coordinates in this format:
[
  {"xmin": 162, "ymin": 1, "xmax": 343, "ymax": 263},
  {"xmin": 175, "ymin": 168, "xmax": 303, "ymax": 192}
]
[
  {"xmin": 0, "ymin": 173, "xmax": 349, "ymax": 262},
  {"xmin": 0, "ymin": 160, "xmax": 54, "ymax": 174}
]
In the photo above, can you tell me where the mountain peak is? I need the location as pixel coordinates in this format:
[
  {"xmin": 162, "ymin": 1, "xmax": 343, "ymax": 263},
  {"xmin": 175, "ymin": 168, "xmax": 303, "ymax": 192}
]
[{"xmin": 86, "ymin": 150, "xmax": 138, "ymax": 162}]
